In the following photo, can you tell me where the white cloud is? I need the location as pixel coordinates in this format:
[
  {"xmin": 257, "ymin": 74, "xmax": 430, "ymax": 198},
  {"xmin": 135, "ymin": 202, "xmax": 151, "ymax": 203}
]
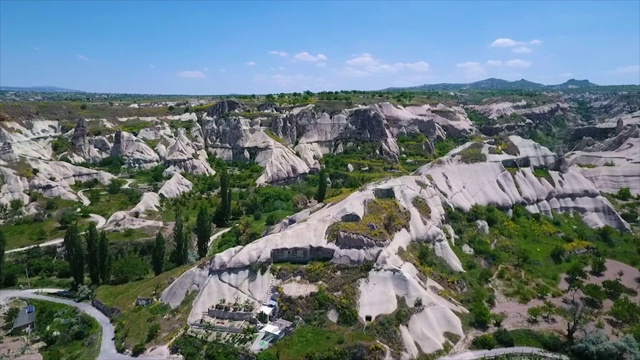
[
  {"xmin": 611, "ymin": 65, "xmax": 640, "ymax": 74},
  {"xmin": 343, "ymin": 53, "xmax": 429, "ymax": 76},
  {"xmin": 561, "ymin": 72, "xmax": 574, "ymax": 77},
  {"xmin": 271, "ymin": 66, "xmax": 286, "ymax": 71},
  {"xmin": 456, "ymin": 61, "xmax": 486, "ymax": 76},
  {"xmin": 149, "ymin": 64, "xmax": 155, "ymax": 69},
  {"xmin": 293, "ymin": 52, "xmax": 327, "ymax": 62},
  {"xmin": 490, "ymin": 38, "xmax": 542, "ymax": 53},
  {"xmin": 505, "ymin": 59, "xmax": 532, "ymax": 68},
  {"xmin": 486, "ymin": 60, "xmax": 503, "ymax": 67},
  {"xmin": 490, "ymin": 38, "xmax": 525, "ymax": 47},
  {"xmin": 346, "ymin": 53, "xmax": 378, "ymax": 67},
  {"xmin": 316, "ymin": 62, "xmax": 327, "ymax": 68},
  {"xmin": 77, "ymin": 54, "xmax": 89, "ymax": 61},
  {"xmin": 178, "ymin": 70, "xmax": 205, "ymax": 79},
  {"xmin": 269, "ymin": 50, "xmax": 288, "ymax": 57},
  {"xmin": 246, "ymin": 61, "xmax": 256, "ymax": 66},
  {"xmin": 513, "ymin": 47, "xmax": 532, "ymax": 54}
]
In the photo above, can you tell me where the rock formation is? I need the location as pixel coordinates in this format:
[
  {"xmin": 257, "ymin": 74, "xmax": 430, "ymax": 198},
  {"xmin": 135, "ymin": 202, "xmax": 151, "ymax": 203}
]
[{"xmin": 110, "ymin": 130, "xmax": 160, "ymax": 169}]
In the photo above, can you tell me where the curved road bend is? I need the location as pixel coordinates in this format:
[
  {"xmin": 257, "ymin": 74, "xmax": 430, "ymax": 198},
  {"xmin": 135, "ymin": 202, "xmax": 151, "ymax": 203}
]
[
  {"xmin": 437, "ymin": 346, "xmax": 568, "ymax": 360},
  {"xmin": 0, "ymin": 289, "xmax": 133, "ymax": 360}
]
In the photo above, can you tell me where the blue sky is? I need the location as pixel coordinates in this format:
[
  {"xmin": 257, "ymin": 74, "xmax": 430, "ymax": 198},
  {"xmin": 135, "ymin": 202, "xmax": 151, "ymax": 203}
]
[{"xmin": 1, "ymin": 1, "xmax": 639, "ymax": 94}]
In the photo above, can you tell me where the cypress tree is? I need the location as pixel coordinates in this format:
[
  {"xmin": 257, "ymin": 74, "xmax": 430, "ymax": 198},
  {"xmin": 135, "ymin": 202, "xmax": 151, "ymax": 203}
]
[
  {"xmin": 315, "ymin": 168, "xmax": 327, "ymax": 202},
  {"xmin": 63, "ymin": 223, "xmax": 84, "ymax": 289},
  {"xmin": 85, "ymin": 223, "xmax": 100, "ymax": 285},
  {"xmin": 0, "ymin": 231, "xmax": 6, "ymax": 287},
  {"xmin": 195, "ymin": 206, "xmax": 212, "ymax": 259},
  {"xmin": 98, "ymin": 231, "xmax": 111, "ymax": 284},
  {"xmin": 214, "ymin": 168, "xmax": 231, "ymax": 227},
  {"xmin": 172, "ymin": 210, "xmax": 188, "ymax": 266},
  {"xmin": 152, "ymin": 232, "xmax": 165, "ymax": 276}
]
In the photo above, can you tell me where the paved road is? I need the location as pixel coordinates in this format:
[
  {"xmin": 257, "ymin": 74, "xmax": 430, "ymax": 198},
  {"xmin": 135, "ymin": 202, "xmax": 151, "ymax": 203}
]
[
  {"xmin": 438, "ymin": 346, "xmax": 568, "ymax": 360},
  {"xmin": 0, "ymin": 289, "xmax": 133, "ymax": 360}
]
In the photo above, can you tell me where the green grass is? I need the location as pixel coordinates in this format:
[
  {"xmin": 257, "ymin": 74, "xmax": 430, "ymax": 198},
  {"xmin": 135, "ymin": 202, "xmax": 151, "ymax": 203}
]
[
  {"xmin": 326, "ymin": 198, "xmax": 411, "ymax": 242},
  {"xmin": 96, "ymin": 264, "xmax": 192, "ymax": 310},
  {"xmin": 84, "ymin": 189, "xmax": 141, "ymax": 217},
  {"xmin": 447, "ymin": 204, "xmax": 640, "ymax": 300},
  {"xmin": 2, "ymin": 218, "xmax": 68, "ymax": 249},
  {"xmin": 106, "ymin": 228, "xmax": 153, "ymax": 242},
  {"xmin": 577, "ymin": 163, "xmax": 598, "ymax": 169},
  {"xmin": 27, "ymin": 299, "xmax": 101, "ymax": 360},
  {"xmin": 457, "ymin": 142, "xmax": 487, "ymax": 164},
  {"xmin": 264, "ymin": 129, "xmax": 288, "ymax": 146},
  {"xmin": 262, "ymin": 324, "xmax": 377, "ymax": 360}
]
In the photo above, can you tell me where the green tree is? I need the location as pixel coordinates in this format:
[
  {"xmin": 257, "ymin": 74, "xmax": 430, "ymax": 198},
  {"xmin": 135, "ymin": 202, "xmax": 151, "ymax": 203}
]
[
  {"xmin": 63, "ymin": 223, "xmax": 84, "ymax": 289},
  {"xmin": 582, "ymin": 283, "xmax": 607, "ymax": 309},
  {"xmin": 172, "ymin": 210, "xmax": 188, "ymax": 266},
  {"xmin": 214, "ymin": 168, "xmax": 231, "ymax": 227},
  {"xmin": 107, "ymin": 178, "xmax": 124, "ymax": 195},
  {"xmin": 315, "ymin": 168, "xmax": 327, "ymax": 202},
  {"xmin": 85, "ymin": 223, "xmax": 100, "ymax": 285},
  {"xmin": 561, "ymin": 300, "xmax": 590, "ymax": 342},
  {"xmin": 195, "ymin": 206, "xmax": 212, "ymax": 259},
  {"xmin": 591, "ymin": 257, "xmax": 607, "ymax": 276},
  {"xmin": 111, "ymin": 254, "xmax": 149, "ymax": 284},
  {"xmin": 550, "ymin": 245, "xmax": 565, "ymax": 264},
  {"xmin": 98, "ymin": 231, "xmax": 111, "ymax": 284},
  {"xmin": 609, "ymin": 296, "xmax": 640, "ymax": 326},
  {"xmin": 0, "ymin": 231, "xmax": 5, "ymax": 286},
  {"xmin": 571, "ymin": 330, "xmax": 640, "ymax": 360},
  {"xmin": 471, "ymin": 334, "xmax": 497, "ymax": 350},
  {"xmin": 152, "ymin": 232, "xmax": 165, "ymax": 276},
  {"xmin": 470, "ymin": 301, "xmax": 492, "ymax": 329},
  {"xmin": 602, "ymin": 279, "xmax": 626, "ymax": 300},
  {"xmin": 528, "ymin": 306, "xmax": 542, "ymax": 322},
  {"xmin": 541, "ymin": 300, "xmax": 557, "ymax": 321},
  {"xmin": 616, "ymin": 187, "xmax": 632, "ymax": 201},
  {"xmin": 494, "ymin": 328, "xmax": 514, "ymax": 347}
]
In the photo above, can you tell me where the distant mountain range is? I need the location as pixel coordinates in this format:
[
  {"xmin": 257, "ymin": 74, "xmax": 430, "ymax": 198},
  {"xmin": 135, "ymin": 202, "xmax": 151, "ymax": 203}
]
[
  {"xmin": 383, "ymin": 78, "xmax": 601, "ymax": 91},
  {"xmin": 0, "ymin": 85, "xmax": 83, "ymax": 92}
]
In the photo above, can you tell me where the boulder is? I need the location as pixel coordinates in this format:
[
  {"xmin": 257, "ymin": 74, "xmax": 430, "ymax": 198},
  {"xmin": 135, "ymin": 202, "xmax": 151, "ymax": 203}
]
[{"xmin": 475, "ymin": 220, "xmax": 489, "ymax": 235}]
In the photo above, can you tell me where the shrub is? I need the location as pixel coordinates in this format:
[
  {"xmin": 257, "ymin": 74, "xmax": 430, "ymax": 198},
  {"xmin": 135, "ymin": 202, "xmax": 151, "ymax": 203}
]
[
  {"xmin": 458, "ymin": 142, "xmax": 487, "ymax": 164},
  {"xmin": 616, "ymin": 187, "xmax": 632, "ymax": 201},
  {"xmin": 472, "ymin": 334, "xmax": 498, "ymax": 350},
  {"xmin": 590, "ymin": 257, "xmax": 606, "ymax": 276},
  {"xmin": 470, "ymin": 301, "xmax": 492, "ymax": 329},
  {"xmin": 132, "ymin": 343, "xmax": 146, "ymax": 356},
  {"xmin": 494, "ymin": 328, "xmax": 515, "ymax": 347}
]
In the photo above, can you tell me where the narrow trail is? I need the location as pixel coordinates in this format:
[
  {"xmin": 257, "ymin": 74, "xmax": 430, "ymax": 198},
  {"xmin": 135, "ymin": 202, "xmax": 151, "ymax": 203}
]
[{"xmin": 6, "ymin": 188, "xmax": 110, "ymax": 254}]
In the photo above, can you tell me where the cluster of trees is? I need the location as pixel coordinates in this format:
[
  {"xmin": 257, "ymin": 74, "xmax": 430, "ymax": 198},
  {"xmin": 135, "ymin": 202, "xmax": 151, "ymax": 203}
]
[{"xmin": 62, "ymin": 223, "xmax": 111, "ymax": 288}]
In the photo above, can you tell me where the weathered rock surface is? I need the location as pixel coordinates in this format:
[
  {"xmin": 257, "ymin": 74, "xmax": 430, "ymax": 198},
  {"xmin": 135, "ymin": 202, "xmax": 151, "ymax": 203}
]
[
  {"xmin": 67, "ymin": 118, "xmax": 110, "ymax": 163},
  {"xmin": 158, "ymin": 173, "xmax": 193, "ymax": 198},
  {"xmin": 161, "ymin": 129, "xmax": 214, "ymax": 177},
  {"xmin": 203, "ymin": 116, "xmax": 310, "ymax": 184},
  {"xmin": 111, "ymin": 130, "xmax": 160, "ymax": 169},
  {"xmin": 566, "ymin": 112, "xmax": 640, "ymax": 195},
  {"xmin": 29, "ymin": 159, "xmax": 115, "ymax": 201}
]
